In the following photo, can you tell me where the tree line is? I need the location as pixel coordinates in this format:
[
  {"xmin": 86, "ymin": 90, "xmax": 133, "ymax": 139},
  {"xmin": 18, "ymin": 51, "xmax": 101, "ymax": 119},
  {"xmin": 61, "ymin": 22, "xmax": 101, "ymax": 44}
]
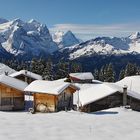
[
  {"xmin": 1, "ymin": 58, "xmax": 140, "ymax": 82},
  {"xmin": 1, "ymin": 58, "xmax": 82, "ymax": 80},
  {"xmin": 93, "ymin": 62, "xmax": 140, "ymax": 82}
]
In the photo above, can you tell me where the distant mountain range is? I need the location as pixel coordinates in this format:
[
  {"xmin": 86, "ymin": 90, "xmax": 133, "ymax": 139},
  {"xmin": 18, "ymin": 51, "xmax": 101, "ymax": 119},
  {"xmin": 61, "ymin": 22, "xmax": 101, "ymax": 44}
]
[
  {"xmin": 58, "ymin": 32, "xmax": 140, "ymax": 60},
  {"xmin": 0, "ymin": 18, "xmax": 140, "ymax": 62}
]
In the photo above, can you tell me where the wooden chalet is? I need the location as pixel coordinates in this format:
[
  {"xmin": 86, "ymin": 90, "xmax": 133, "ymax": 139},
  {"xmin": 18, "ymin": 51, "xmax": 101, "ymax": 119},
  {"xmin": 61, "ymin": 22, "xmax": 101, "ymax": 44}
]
[
  {"xmin": 24, "ymin": 80, "xmax": 80, "ymax": 113},
  {"xmin": 0, "ymin": 74, "xmax": 28, "ymax": 111},
  {"xmin": 77, "ymin": 83, "xmax": 123, "ymax": 112},
  {"xmin": 69, "ymin": 72, "xmax": 94, "ymax": 83},
  {"xmin": 79, "ymin": 75, "xmax": 140, "ymax": 113},
  {"xmin": 9, "ymin": 70, "xmax": 42, "ymax": 84}
]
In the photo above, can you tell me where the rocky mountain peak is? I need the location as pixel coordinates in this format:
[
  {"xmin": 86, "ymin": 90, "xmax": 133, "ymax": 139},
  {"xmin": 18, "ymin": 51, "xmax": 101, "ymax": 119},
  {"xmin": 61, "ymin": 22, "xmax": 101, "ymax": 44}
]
[{"xmin": 129, "ymin": 32, "xmax": 140, "ymax": 40}]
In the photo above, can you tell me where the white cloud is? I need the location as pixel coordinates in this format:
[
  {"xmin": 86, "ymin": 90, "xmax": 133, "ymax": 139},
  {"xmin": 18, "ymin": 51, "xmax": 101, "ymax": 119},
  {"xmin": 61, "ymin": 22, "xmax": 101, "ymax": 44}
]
[{"xmin": 49, "ymin": 23, "xmax": 140, "ymax": 41}]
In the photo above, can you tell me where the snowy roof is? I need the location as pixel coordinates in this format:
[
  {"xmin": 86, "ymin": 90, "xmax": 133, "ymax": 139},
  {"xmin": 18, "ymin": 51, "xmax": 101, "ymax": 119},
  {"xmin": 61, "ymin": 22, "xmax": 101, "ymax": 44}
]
[
  {"xmin": 78, "ymin": 83, "xmax": 119, "ymax": 106},
  {"xmin": 115, "ymin": 76, "xmax": 140, "ymax": 100},
  {"xmin": 92, "ymin": 79, "xmax": 103, "ymax": 84},
  {"xmin": 69, "ymin": 72, "xmax": 94, "ymax": 80},
  {"xmin": 0, "ymin": 74, "xmax": 28, "ymax": 91},
  {"xmin": 9, "ymin": 70, "xmax": 42, "ymax": 80},
  {"xmin": 75, "ymin": 76, "xmax": 140, "ymax": 107},
  {"xmin": 0, "ymin": 63, "xmax": 16, "ymax": 75},
  {"xmin": 24, "ymin": 80, "xmax": 79, "ymax": 95}
]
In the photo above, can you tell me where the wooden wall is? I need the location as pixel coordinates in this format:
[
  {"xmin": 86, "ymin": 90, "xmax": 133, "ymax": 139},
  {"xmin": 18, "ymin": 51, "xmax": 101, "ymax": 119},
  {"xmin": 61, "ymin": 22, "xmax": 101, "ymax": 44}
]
[
  {"xmin": 57, "ymin": 87, "xmax": 76, "ymax": 111},
  {"xmin": 33, "ymin": 86, "xmax": 77, "ymax": 113},
  {"xmin": 0, "ymin": 83, "xmax": 24, "ymax": 111},
  {"xmin": 81, "ymin": 92, "xmax": 123, "ymax": 112},
  {"xmin": 34, "ymin": 93, "xmax": 56, "ymax": 112},
  {"xmin": 128, "ymin": 97, "xmax": 140, "ymax": 111}
]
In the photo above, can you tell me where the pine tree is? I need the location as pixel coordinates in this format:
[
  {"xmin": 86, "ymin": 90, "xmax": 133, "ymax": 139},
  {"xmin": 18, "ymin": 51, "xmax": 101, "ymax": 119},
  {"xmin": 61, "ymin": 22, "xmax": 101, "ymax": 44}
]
[
  {"xmin": 71, "ymin": 62, "xmax": 82, "ymax": 73},
  {"xmin": 93, "ymin": 68, "xmax": 99, "ymax": 80},
  {"xmin": 37, "ymin": 59, "xmax": 45, "ymax": 75},
  {"xmin": 42, "ymin": 58, "xmax": 54, "ymax": 80},
  {"xmin": 99, "ymin": 66, "xmax": 104, "ymax": 81},
  {"xmin": 136, "ymin": 66, "xmax": 140, "ymax": 75},
  {"xmin": 106, "ymin": 63, "xmax": 115, "ymax": 82},
  {"xmin": 119, "ymin": 69, "xmax": 125, "ymax": 80},
  {"xmin": 124, "ymin": 63, "xmax": 137, "ymax": 77},
  {"xmin": 103, "ymin": 64, "xmax": 108, "ymax": 82},
  {"xmin": 30, "ymin": 58, "xmax": 38, "ymax": 73}
]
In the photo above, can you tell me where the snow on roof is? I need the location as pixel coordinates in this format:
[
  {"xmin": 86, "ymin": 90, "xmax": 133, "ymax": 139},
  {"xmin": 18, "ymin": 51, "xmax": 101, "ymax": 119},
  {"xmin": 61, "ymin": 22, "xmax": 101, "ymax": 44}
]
[
  {"xmin": 0, "ymin": 63, "xmax": 16, "ymax": 75},
  {"xmin": 69, "ymin": 72, "xmax": 94, "ymax": 80},
  {"xmin": 128, "ymin": 90, "xmax": 140, "ymax": 100},
  {"xmin": 79, "ymin": 83, "xmax": 119, "ymax": 106},
  {"xmin": 92, "ymin": 79, "xmax": 103, "ymax": 84},
  {"xmin": 24, "ymin": 79, "xmax": 79, "ymax": 95},
  {"xmin": 115, "ymin": 76, "xmax": 140, "ymax": 100},
  {"xmin": 9, "ymin": 70, "xmax": 42, "ymax": 80},
  {"xmin": 0, "ymin": 74, "xmax": 28, "ymax": 91}
]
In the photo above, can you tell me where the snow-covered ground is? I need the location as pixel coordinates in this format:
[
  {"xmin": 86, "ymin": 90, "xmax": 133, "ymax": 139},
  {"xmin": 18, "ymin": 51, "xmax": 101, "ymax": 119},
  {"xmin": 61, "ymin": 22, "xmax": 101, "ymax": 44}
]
[{"xmin": 0, "ymin": 107, "xmax": 140, "ymax": 140}]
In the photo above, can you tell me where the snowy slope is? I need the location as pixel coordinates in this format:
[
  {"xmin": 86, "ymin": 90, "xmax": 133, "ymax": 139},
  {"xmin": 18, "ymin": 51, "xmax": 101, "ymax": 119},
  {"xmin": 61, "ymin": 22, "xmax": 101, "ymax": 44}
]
[
  {"xmin": 0, "ymin": 18, "xmax": 58, "ymax": 59},
  {"xmin": 59, "ymin": 33, "xmax": 140, "ymax": 60},
  {"xmin": 0, "ymin": 107, "xmax": 139, "ymax": 140},
  {"xmin": 53, "ymin": 30, "xmax": 80, "ymax": 48},
  {"xmin": 0, "ymin": 63, "xmax": 16, "ymax": 75},
  {"xmin": 129, "ymin": 32, "xmax": 140, "ymax": 53}
]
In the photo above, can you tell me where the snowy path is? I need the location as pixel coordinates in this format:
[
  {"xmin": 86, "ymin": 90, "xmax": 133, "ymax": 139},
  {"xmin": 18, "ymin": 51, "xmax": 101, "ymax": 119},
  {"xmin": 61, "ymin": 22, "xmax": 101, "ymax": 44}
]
[{"xmin": 0, "ymin": 108, "xmax": 140, "ymax": 140}]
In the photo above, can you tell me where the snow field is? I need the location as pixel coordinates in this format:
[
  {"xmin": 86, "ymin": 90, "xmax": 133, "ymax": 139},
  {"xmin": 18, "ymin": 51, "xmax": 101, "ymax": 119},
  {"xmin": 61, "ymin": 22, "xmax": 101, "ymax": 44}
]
[{"xmin": 0, "ymin": 107, "xmax": 139, "ymax": 140}]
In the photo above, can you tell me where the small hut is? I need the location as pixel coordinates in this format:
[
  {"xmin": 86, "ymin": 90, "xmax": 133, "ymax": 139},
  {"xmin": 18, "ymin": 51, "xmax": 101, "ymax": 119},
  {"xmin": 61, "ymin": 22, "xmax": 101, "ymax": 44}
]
[
  {"xmin": 77, "ymin": 83, "xmax": 123, "ymax": 112},
  {"xmin": 0, "ymin": 74, "xmax": 28, "ymax": 111},
  {"xmin": 69, "ymin": 72, "xmax": 94, "ymax": 83},
  {"xmin": 78, "ymin": 76, "xmax": 140, "ymax": 112},
  {"xmin": 9, "ymin": 70, "xmax": 42, "ymax": 84},
  {"xmin": 24, "ymin": 80, "xmax": 79, "ymax": 113}
]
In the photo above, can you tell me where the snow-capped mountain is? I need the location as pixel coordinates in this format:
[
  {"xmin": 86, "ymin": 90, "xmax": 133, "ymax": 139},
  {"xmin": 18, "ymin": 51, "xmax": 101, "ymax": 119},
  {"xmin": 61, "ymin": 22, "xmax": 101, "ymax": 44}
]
[
  {"xmin": 58, "ymin": 32, "xmax": 140, "ymax": 60},
  {"xmin": 0, "ymin": 63, "xmax": 16, "ymax": 75},
  {"xmin": 129, "ymin": 32, "xmax": 140, "ymax": 40},
  {"xmin": 53, "ymin": 31, "xmax": 64, "ymax": 44},
  {"xmin": 0, "ymin": 17, "xmax": 140, "ymax": 62},
  {"xmin": 0, "ymin": 18, "xmax": 58, "ymax": 59},
  {"xmin": 53, "ymin": 30, "xmax": 80, "ymax": 48},
  {"xmin": 128, "ymin": 32, "xmax": 140, "ymax": 53}
]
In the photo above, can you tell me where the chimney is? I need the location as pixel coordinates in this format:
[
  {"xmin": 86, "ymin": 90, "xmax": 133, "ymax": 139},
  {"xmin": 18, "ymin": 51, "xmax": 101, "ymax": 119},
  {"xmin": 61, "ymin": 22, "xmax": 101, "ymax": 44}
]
[
  {"xmin": 25, "ymin": 70, "xmax": 28, "ymax": 83},
  {"xmin": 123, "ymin": 85, "xmax": 127, "ymax": 106},
  {"xmin": 4, "ymin": 71, "xmax": 8, "ymax": 76}
]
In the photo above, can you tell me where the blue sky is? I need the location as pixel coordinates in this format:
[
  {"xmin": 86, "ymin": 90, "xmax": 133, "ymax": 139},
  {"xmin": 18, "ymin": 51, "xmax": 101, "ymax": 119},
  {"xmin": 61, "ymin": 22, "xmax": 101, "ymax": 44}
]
[{"xmin": 0, "ymin": 0, "xmax": 140, "ymax": 40}]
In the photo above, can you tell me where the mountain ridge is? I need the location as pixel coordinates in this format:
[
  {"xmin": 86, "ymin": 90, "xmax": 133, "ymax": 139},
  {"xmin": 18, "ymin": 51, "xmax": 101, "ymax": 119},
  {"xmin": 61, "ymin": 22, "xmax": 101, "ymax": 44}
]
[
  {"xmin": 58, "ymin": 32, "xmax": 140, "ymax": 60},
  {"xmin": 0, "ymin": 18, "xmax": 140, "ymax": 61},
  {"xmin": 0, "ymin": 18, "xmax": 58, "ymax": 60}
]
